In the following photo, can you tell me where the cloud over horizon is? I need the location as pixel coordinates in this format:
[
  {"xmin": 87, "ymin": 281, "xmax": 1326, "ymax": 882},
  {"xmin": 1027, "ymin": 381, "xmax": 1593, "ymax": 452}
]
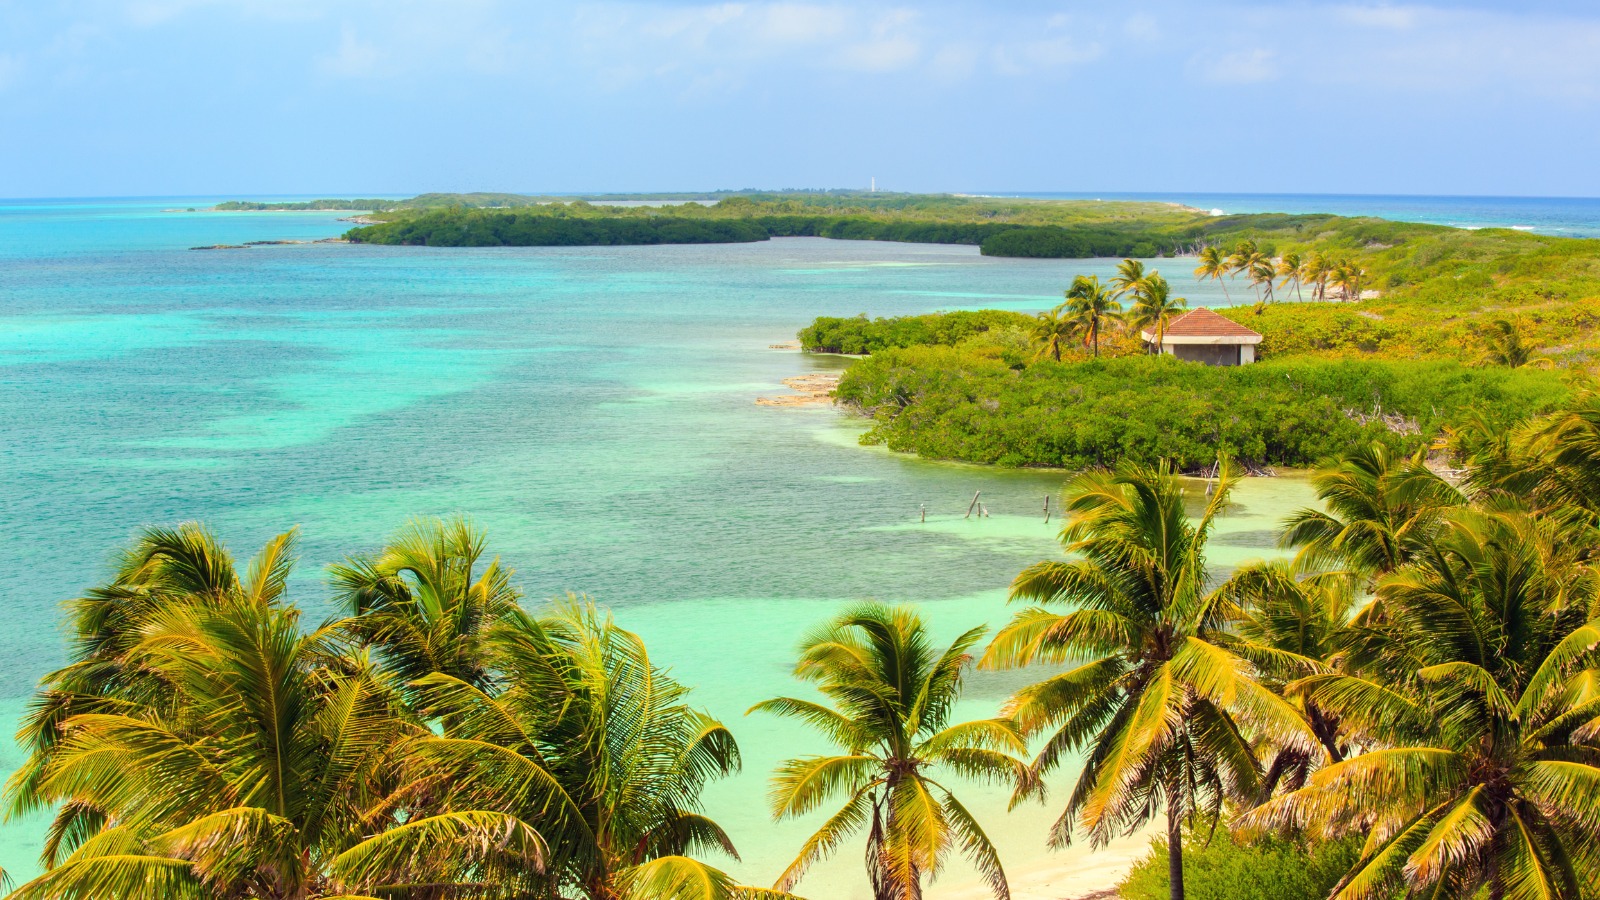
[{"xmin": 1, "ymin": 0, "xmax": 1598, "ymax": 196}]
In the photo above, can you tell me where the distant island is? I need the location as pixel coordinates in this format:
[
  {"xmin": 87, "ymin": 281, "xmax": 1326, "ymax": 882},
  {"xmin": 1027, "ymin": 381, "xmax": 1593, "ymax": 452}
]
[{"xmin": 204, "ymin": 189, "xmax": 1600, "ymax": 474}]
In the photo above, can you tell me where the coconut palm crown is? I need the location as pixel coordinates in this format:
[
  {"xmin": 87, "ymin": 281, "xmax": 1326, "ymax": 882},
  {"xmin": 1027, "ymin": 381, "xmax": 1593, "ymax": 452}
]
[
  {"xmin": 1063, "ymin": 275, "xmax": 1123, "ymax": 358},
  {"xmin": 982, "ymin": 460, "xmax": 1319, "ymax": 900},
  {"xmin": 408, "ymin": 598, "xmax": 767, "ymax": 900},
  {"xmin": 1031, "ymin": 303, "xmax": 1080, "ymax": 362},
  {"xmin": 1193, "ymin": 246, "xmax": 1232, "ymax": 302},
  {"xmin": 1239, "ymin": 506, "xmax": 1600, "ymax": 900},
  {"xmin": 1128, "ymin": 273, "xmax": 1188, "ymax": 355},
  {"xmin": 4, "ymin": 527, "xmax": 548, "ymax": 900},
  {"xmin": 1280, "ymin": 442, "xmax": 1464, "ymax": 584},
  {"xmin": 754, "ymin": 602, "xmax": 1028, "ymax": 900}
]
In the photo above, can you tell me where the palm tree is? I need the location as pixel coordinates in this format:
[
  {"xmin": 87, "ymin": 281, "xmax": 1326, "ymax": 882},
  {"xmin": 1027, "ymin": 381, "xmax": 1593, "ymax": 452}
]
[
  {"xmin": 1459, "ymin": 393, "xmax": 1600, "ymax": 518},
  {"xmin": 1276, "ymin": 252, "xmax": 1305, "ymax": 302},
  {"xmin": 1064, "ymin": 275, "xmax": 1124, "ymax": 358},
  {"xmin": 1220, "ymin": 561, "xmax": 1361, "ymax": 792},
  {"xmin": 1031, "ymin": 302, "xmax": 1079, "ymax": 362},
  {"xmin": 1225, "ymin": 240, "xmax": 1258, "ymax": 282},
  {"xmin": 1193, "ymin": 246, "xmax": 1232, "ymax": 303},
  {"xmin": 1128, "ymin": 273, "xmax": 1188, "ymax": 355},
  {"xmin": 1280, "ymin": 442, "xmax": 1464, "ymax": 585},
  {"xmin": 1480, "ymin": 318, "xmax": 1552, "ymax": 369},
  {"xmin": 981, "ymin": 461, "xmax": 1319, "ymax": 900},
  {"xmin": 410, "ymin": 599, "xmax": 768, "ymax": 900},
  {"xmin": 1248, "ymin": 260, "xmax": 1277, "ymax": 307},
  {"xmin": 1301, "ymin": 252, "xmax": 1332, "ymax": 301},
  {"xmin": 5, "ymin": 534, "xmax": 546, "ymax": 900},
  {"xmin": 1238, "ymin": 507, "xmax": 1600, "ymax": 900},
  {"xmin": 1110, "ymin": 258, "xmax": 1148, "ymax": 300},
  {"xmin": 755, "ymin": 602, "xmax": 1028, "ymax": 900},
  {"xmin": 8, "ymin": 524, "xmax": 303, "ymax": 864},
  {"xmin": 331, "ymin": 516, "xmax": 520, "ymax": 693},
  {"xmin": 1330, "ymin": 258, "xmax": 1364, "ymax": 301}
]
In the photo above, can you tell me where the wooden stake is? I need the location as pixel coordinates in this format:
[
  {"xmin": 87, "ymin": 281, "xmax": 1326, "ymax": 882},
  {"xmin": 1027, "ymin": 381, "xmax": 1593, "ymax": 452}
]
[
  {"xmin": 920, "ymin": 504, "xmax": 926, "ymax": 523},
  {"xmin": 1044, "ymin": 495, "xmax": 1051, "ymax": 523},
  {"xmin": 965, "ymin": 491, "xmax": 981, "ymax": 519}
]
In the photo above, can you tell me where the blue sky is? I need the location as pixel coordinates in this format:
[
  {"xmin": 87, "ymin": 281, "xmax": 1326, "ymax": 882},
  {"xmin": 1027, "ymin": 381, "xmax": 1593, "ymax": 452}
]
[{"xmin": 2, "ymin": 0, "xmax": 1599, "ymax": 198}]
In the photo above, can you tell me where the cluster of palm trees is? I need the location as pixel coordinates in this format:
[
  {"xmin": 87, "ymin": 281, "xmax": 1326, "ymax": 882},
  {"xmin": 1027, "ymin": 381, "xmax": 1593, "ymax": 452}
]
[
  {"xmin": 972, "ymin": 408, "xmax": 1600, "ymax": 900},
  {"xmin": 1193, "ymin": 240, "xmax": 1368, "ymax": 308},
  {"xmin": 1032, "ymin": 260, "xmax": 1190, "ymax": 361},
  {"xmin": 727, "ymin": 406, "xmax": 1600, "ymax": 900},
  {"xmin": 4, "ymin": 520, "xmax": 783, "ymax": 900},
  {"xmin": 11, "ymin": 393, "xmax": 1600, "ymax": 900}
]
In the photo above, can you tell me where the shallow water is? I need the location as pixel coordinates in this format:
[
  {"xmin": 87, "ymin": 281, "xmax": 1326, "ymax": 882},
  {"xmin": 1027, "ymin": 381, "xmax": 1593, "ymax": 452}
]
[{"xmin": 0, "ymin": 199, "xmax": 1316, "ymax": 894}]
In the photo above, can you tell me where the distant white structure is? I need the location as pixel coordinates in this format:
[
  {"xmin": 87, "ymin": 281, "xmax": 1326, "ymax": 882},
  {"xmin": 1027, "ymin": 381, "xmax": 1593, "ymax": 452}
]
[{"xmin": 870, "ymin": 177, "xmax": 876, "ymax": 192}]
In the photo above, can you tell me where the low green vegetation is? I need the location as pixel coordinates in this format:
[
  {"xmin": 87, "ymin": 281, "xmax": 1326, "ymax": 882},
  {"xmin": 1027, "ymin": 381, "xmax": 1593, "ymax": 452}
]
[
  {"xmin": 10, "ymin": 402, "xmax": 1600, "ymax": 899},
  {"xmin": 345, "ymin": 209, "xmax": 769, "ymax": 247},
  {"xmin": 806, "ymin": 217, "xmax": 1600, "ymax": 470},
  {"xmin": 835, "ymin": 349, "xmax": 1567, "ymax": 469},
  {"xmin": 1118, "ymin": 833, "xmax": 1366, "ymax": 900},
  {"xmin": 798, "ymin": 309, "xmax": 1035, "ymax": 354}
]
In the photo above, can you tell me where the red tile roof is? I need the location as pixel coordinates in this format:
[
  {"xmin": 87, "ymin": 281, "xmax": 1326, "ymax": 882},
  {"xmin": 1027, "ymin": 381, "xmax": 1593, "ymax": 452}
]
[{"xmin": 1161, "ymin": 308, "xmax": 1263, "ymax": 339}]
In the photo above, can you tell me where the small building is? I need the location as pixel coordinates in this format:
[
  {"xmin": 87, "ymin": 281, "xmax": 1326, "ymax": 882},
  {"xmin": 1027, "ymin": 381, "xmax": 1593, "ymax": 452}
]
[{"xmin": 1142, "ymin": 307, "xmax": 1263, "ymax": 366}]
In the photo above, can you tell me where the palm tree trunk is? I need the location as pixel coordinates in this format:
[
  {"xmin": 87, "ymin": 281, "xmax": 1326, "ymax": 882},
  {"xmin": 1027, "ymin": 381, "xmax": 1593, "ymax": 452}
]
[
  {"xmin": 1218, "ymin": 276, "xmax": 1231, "ymax": 302},
  {"xmin": 1167, "ymin": 798, "xmax": 1185, "ymax": 900}
]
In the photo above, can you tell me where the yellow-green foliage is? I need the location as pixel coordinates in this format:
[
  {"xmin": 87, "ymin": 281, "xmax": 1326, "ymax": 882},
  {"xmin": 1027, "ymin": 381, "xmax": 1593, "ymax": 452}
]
[{"xmin": 1119, "ymin": 833, "xmax": 1368, "ymax": 900}]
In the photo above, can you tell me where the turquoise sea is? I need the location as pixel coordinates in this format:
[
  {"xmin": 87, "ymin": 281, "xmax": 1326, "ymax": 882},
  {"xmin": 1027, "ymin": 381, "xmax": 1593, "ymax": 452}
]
[{"xmin": 0, "ymin": 194, "xmax": 1591, "ymax": 896}]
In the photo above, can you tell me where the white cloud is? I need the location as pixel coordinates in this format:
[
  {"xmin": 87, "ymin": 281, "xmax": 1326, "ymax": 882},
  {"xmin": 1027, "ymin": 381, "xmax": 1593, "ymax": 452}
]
[
  {"xmin": 836, "ymin": 35, "xmax": 920, "ymax": 72},
  {"xmin": 1337, "ymin": 4, "xmax": 1421, "ymax": 30},
  {"xmin": 1123, "ymin": 13, "xmax": 1161, "ymax": 42},
  {"xmin": 994, "ymin": 35, "xmax": 1102, "ymax": 75},
  {"xmin": 928, "ymin": 42, "xmax": 980, "ymax": 81},
  {"xmin": 318, "ymin": 27, "xmax": 382, "ymax": 77},
  {"xmin": 753, "ymin": 3, "xmax": 851, "ymax": 43},
  {"xmin": 1194, "ymin": 47, "xmax": 1278, "ymax": 84},
  {"xmin": 568, "ymin": 1, "xmax": 1114, "ymax": 90}
]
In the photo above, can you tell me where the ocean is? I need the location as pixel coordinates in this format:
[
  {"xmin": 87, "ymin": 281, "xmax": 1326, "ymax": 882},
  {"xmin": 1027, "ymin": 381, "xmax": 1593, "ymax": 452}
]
[
  {"xmin": 0, "ymin": 192, "xmax": 1592, "ymax": 896},
  {"xmin": 1006, "ymin": 191, "xmax": 1600, "ymax": 238}
]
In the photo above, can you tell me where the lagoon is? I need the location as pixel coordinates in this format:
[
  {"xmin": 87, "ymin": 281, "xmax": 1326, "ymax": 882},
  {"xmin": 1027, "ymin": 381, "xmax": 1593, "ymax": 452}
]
[{"xmin": 0, "ymin": 197, "xmax": 1363, "ymax": 895}]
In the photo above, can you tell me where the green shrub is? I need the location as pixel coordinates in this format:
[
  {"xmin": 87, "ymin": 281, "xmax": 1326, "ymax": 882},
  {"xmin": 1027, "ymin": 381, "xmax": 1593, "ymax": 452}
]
[
  {"xmin": 1119, "ymin": 831, "xmax": 1365, "ymax": 900},
  {"xmin": 834, "ymin": 349, "xmax": 1570, "ymax": 469},
  {"xmin": 798, "ymin": 310, "xmax": 1038, "ymax": 354}
]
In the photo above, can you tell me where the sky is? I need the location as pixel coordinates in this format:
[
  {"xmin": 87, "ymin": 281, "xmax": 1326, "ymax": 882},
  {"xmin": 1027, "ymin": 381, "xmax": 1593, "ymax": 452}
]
[{"xmin": 2, "ymin": 0, "xmax": 1599, "ymax": 198}]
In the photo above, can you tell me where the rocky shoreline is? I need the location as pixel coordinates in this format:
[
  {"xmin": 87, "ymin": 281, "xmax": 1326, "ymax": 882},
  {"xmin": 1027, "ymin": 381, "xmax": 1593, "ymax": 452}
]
[
  {"xmin": 755, "ymin": 372, "xmax": 840, "ymax": 407},
  {"xmin": 190, "ymin": 238, "xmax": 346, "ymax": 250}
]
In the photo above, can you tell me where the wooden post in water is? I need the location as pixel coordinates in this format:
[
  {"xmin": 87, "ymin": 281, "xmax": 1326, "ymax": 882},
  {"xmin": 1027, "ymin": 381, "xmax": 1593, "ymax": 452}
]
[
  {"xmin": 965, "ymin": 491, "xmax": 982, "ymax": 519},
  {"xmin": 1044, "ymin": 495, "xmax": 1051, "ymax": 523},
  {"xmin": 920, "ymin": 504, "xmax": 926, "ymax": 523}
]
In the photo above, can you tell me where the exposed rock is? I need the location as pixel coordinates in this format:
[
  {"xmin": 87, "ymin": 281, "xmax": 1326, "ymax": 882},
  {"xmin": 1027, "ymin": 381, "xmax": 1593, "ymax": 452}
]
[{"xmin": 756, "ymin": 373, "xmax": 840, "ymax": 407}]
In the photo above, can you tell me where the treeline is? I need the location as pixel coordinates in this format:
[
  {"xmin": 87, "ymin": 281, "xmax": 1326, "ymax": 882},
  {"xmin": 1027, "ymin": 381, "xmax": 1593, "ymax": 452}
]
[
  {"xmin": 214, "ymin": 198, "xmax": 405, "ymax": 211},
  {"xmin": 334, "ymin": 198, "xmax": 1511, "ymax": 269},
  {"xmin": 835, "ymin": 348, "xmax": 1568, "ymax": 469},
  {"xmin": 346, "ymin": 210, "xmax": 770, "ymax": 247},
  {"xmin": 798, "ymin": 310, "xmax": 1036, "ymax": 354}
]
